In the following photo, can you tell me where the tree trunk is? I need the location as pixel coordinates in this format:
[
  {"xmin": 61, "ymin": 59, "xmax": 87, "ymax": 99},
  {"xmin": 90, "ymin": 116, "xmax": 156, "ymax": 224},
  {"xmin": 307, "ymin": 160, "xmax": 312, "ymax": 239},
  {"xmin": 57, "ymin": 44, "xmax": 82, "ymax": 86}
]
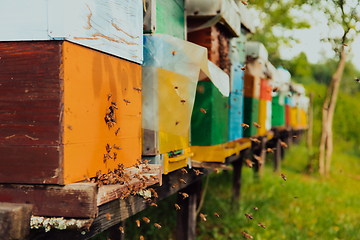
[
  {"xmin": 307, "ymin": 92, "xmax": 314, "ymax": 172},
  {"xmin": 319, "ymin": 48, "xmax": 346, "ymax": 176}
]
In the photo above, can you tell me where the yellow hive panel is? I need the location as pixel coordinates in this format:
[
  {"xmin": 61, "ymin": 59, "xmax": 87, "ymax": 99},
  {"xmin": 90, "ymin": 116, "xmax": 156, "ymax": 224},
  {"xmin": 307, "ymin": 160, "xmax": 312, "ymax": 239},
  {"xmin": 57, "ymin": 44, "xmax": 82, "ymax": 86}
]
[{"xmin": 257, "ymin": 99, "xmax": 267, "ymax": 136}]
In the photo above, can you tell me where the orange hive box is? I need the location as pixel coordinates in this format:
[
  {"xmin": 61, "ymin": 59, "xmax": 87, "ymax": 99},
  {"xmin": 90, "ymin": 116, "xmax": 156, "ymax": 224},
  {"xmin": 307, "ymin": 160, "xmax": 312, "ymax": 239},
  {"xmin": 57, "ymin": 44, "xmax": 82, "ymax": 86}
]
[{"xmin": 0, "ymin": 41, "xmax": 141, "ymax": 185}]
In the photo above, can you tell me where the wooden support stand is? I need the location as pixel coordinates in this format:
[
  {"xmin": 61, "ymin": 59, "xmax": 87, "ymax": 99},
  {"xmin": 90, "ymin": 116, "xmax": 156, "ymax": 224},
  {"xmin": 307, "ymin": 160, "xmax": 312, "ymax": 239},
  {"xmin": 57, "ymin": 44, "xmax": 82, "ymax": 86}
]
[
  {"xmin": 107, "ymin": 221, "xmax": 125, "ymax": 240},
  {"xmin": 274, "ymin": 138, "xmax": 281, "ymax": 172},
  {"xmin": 231, "ymin": 148, "xmax": 250, "ymax": 209},
  {"xmin": 253, "ymin": 137, "xmax": 267, "ymax": 179},
  {"xmin": 0, "ymin": 203, "xmax": 33, "ymax": 240},
  {"xmin": 176, "ymin": 179, "xmax": 202, "ymax": 240}
]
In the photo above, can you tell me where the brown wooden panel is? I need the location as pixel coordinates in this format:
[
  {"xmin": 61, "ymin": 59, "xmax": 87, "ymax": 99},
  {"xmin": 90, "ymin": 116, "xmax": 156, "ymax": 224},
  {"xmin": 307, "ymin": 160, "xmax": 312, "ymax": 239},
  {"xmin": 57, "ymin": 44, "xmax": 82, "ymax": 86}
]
[
  {"xmin": 0, "ymin": 146, "xmax": 61, "ymax": 184},
  {"xmin": 0, "ymin": 41, "xmax": 62, "ymax": 146},
  {"xmin": 0, "ymin": 183, "xmax": 98, "ymax": 218}
]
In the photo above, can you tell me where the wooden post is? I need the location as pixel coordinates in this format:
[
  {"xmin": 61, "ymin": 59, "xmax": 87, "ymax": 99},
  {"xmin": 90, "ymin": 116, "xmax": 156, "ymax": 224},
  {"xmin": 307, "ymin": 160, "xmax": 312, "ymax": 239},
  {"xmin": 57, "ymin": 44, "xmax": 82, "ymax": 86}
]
[
  {"xmin": 274, "ymin": 138, "xmax": 281, "ymax": 172},
  {"xmin": 176, "ymin": 179, "xmax": 202, "ymax": 240},
  {"xmin": 107, "ymin": 221, "xmax": 125, "ymax": 240},
  {"xmin": 0, "ymin": 202, "xmax": 33, "ymax": 240},
  {"xmin": 253, "ymin": 138, "xmax": 267, "ymax": 179},
  {"xmin": 231, "ymin": 149, "xmax": 249, "ymax": 208}
]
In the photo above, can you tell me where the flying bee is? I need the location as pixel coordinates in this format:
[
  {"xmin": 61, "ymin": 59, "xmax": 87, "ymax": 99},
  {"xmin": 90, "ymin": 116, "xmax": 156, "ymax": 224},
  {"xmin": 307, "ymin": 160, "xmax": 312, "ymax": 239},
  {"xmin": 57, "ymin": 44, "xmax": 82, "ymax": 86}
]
[
  {"xmin": 245, "ymin": 159, "xmax": 254, "ymax": 168},
  {"xmin": 355, "ymin": 78, "xmax": 360, "ymax": 83},
  {"xmin": 249, "ymin": 137, "xmax": 261, "ymax": 144},
  {"xmin": 245, "ymin": 213, "xmax": 253, "ymax": 220},
  {"xmin": 172, "ymin": 184, "xmax": 179, "ymax": 188},
  {"xmin": 253, "ymin": 122, "xmax": 261, "ymax": 128},
  {"xmin": 172, "ymin": 50, "xmax": 176, "ymax": 56},
  {"xmin": 174, "ymin": 86, "xmax": 178, "ymax": 89},
  {"xmin": 214, "ymin": 168, "xmax": 219, "ymax": 174},
  {"xmin": 214, "ymin": 212, "xmax": 220, "ymax": 218},
  {"xmin": 179, "ymin": 179, "xmax": 187, "ymax": 184},
  {"xmin": 140, "ymin": 235, "xmax": 144, "ymax": 240},
  {"xmin": 154, "ymin": 223, "xmax": 162, "ymax": 229},
  {"xmin": 200, "ymin": 108, "xmax": 207, "ymax": 114},
  {"xmin": 241, "ymin": 123, "xmax": 249, "ymax": 129},
  {"xmin": 175, "ymin": 204, "xmax": 181, "ymax": 210},
  {"xmin": 280, "ymin": 141, "xmax": 288, "ymax": 148},
  {"xmin": 273, "ymin": 87, "xmax": 279, "ymax": 92},
  {"xmin": 175, "ymin": 121, "xmax": 179, "ymax": 125},
  {"xmin": 118, "ymin": 226, "xmax": 124, "ymax": 233},
  {"xmin": 266, "ymin": 148, "xmax": 275, "ymax": 154},
  {"xmin": 123, "ymin": 99, "xmax": 131, "ymax": 104},
  {"xmin": 254, "ymin": 206, "xmax": 258, "ymax": 211},
  {"xmin": 136, "ymin": 219, "xmax": 140, "ymax": 227},
  {"xmin": 142, "ymin": 216, "xmax": 150, "ymax": 224},
  {"xmin": 343, "ymin": 43, "xmax": 348, "ymax": 47},
  {"xmin": 253, "ymin": 155, "xmax": 263, "ymax": 165},
  {"xmin": 144, "ymin": 159, "xmax": 151, "ymax": 165},
  {"xmin": 181, "ymin": 168, "xmax": 188, "ymax": 174},
  {"xmin": 106, "ymin": 213, "xmax": 112, "ymax": 220},
  {"xmin": 259, "ymin": 222, "xmax": 266, "ymax": 229},
  {"xmin": 293, "ymin": 135, "xmax": 297, "ymax": 138},
  {"xmin": 242, "ymin": 231, "xmax": 253, "ymax": 239},
  {"xmin": 281, "ymin": 173, "xmax": 287, "ymax": 181},
  {"xmin": 133, "ymin": 87, "xmax": 142, "ymax": 91},
  {"xmin": 194, "ymin": 169, "xmax": 203, "ymax": 175},
  {"xmin": 179, "ymin": 192, "xmax": 189, "ymax": 199},
  {"xmin": 241, "ymin": 0, "xmax": 248, "ymax": 5},
  {"xmin": 115, "ymin": 128, "xmax": 120, "ymax": 136},
  {"xmin": 150, "ymin": 203, "xmax": 158, "ymax": 207},
  {"xmin": 199, "ymin": 213, "xmax": 207, "ymax": 222},
  {"xmin": 241, "ymin": 65, "xmax": 246, "ymax": 70},
  {"xmin": 180, "ymin": 99, "xmax": 186, "ymax": 104}
]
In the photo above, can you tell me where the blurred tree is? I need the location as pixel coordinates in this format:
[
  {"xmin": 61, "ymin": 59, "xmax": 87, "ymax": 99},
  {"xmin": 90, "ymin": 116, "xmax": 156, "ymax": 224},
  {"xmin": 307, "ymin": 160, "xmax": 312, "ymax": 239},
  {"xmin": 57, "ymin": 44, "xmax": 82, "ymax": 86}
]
[{"xmin": 318, "ymin": 0, "xmax": 360, "ymax": 176}]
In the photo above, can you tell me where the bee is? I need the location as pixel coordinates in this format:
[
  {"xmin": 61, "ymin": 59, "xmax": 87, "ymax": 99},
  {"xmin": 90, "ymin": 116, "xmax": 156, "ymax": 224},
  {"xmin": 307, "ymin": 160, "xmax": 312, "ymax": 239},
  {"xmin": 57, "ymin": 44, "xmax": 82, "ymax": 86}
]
[
  {"xmin": 108, "ymin": 93, "xmax": 112, "ymax": 101},
  {"xmin": 180, "ymin": 99, "xmax": 186, "ymax": 104},
  {"xmin": 172, "ymin": 50, "xmax": 176, "ymax": 56},
  {"xmin": 123, "ymin": 99, "xmax": 131, "ymax": 104},
  {"xmin": 245, "ymin": 213, "xmax": 253, "ymax": 220},
  {"xmin": 199, "ymin": 213, "xmax": 207, "ymax": 222},
  {"xmin": 181, "ymin": 168, "xmax": 188, "ymax": 174},
  {"xmin": 194, "ymin": 169, "xmax": 203, "ymax": 175},
  {"xmin": 245, "ymin": 159, "xmax": 254, "ymax": 168},
  {"xmin": 106, "ymin": 213, "xmax": 112, "ymax": 220},
  {"xmin": 294, "ymin": 196, "xmax": 298, "ymax": 199},
  {"xmin": 106, "ymin": 143, "xmax": 112, "ymax": 153},
  {"xmin": 293, "ymin": 135, "xmax": 298, "ymax": 138},
  {"xmin": 175, "ymin": 204, "xmax": 181, "ymax": 210},
  {"xmin": 175, "ymin": 121, "xmax": 179, "ymax": 125},
  {"xmin": 254, "ymin": 206, "xmax": 258, "ymax": 211},
  {"xmin": 103, "ymin": 154, "xmax": 108, "ymax": 163},
  {"xmin": 113, "ymin": 144, "xmax": 122, "ymax": 150},
  {"xmin": 214, "ymin": 212, "xmax": 220, "ymax": 218},
  {"xmin": 242, "ymin": 231, "xmax": 253, "ymax": 239},
  {"xmin": 84, "ymin": 175, "xmax": 91, "ymax": 182},
  {"xmin": 133, "ymin": 162, "xmax": 140, "ymax": 169},
  {"xmin": 273, "ymin": 87, "xmax": 279, "ymax": 92},
  {"xmin": 266, "ymin": 148, "xmax": 275, "ymax": 154},
  {"xmin": 241, "ymin": 123, "xmax": 249, "ymax": 130},
  {"xmin": 200, "ymin": 108, "xmax": 207, "ymax": 114},
  {"xmin": 67, "ymin": 125, "xmax": 72, "ymax": 130},
  {"xmin": 133, "ymin": 87, "xmax": 142, "ymax": 91},
  {"xmin": 281, "ymin": 173, "xmax": 287, "ymax": 181},
  {"xmin": 119, "ymin": 226, "xmax": 124, "ymax": 233},
  {"xmin": 241, "ymin": 0, "xmax": 248, "ymax": 5},
  {"xmin": 179, "ymin": 179, "xmax": 187, "ymax": 184},
  {"xmin": 214, "ymin": 168, "xmax": 219, "ymax": 174},
  {"xmin": 249, "ymin": 137, "xmax": 261, "ymax": 144},
  {"xmin": 154, "ymin": 223, "xmax": 162, "ymax": 229},
  {"xmin": 150, "ymin": 202, "xmax": 158, "ymax": 207},
  {"xmin": 136, "ymin": 219, "xmax": 140, "ymax": 227},
  {"xmin": 142, "ymin": 175, "xmax": 149, "ymax": 181},
  {"xmin": 144, "ymin": 159, "xmax": 151, "ymax": 165},
  {"xmin": 142, "ymin": 216, "xmax": 150, "ymax": 224},
  {"xmin": 107, "ymin": 154, "xmax": 113, "ymax": 159},
  {"xmin": 259, "ymin": 222, "xmax": 266, "ymax": 229},
  {"xmin": 172, "ymin": 184, "xmax": 178, "ymax": 188},
  {"xmin": 343, "ymin": 43, "xmax": 348, "ymax": 47},
  {"xmin": 179, "ymin": 192, "xmax": 189, "ymax": 199},
  {"xmin": 113, "ymin": 152, "xmax": 117, "ymax": 160},
  {"xmin": 288, "ymin": 94, "xmax": 292, "ymax": 97},
  {"xmin": 253, "ymin": 154, "xmax": 262, "ymax": 163},
  {"xmin": 253, "ymin": 122, "xmax": 261, "ymax": 128},
  {"xmin": 355, "ymin": 78, "xmax": 360, "ymax": 83},
  {"xmin": 150, "ymin": 175, "xmax": 158, "ymax": 180},
  {"xmin": 174, "ymin": 86, "xmax": 178, "ymax": 89},
  {"xmin": 115, "ymin": 128, "xmax": 120, "ymax": 135},
  {"xmin": 280, "ymin": 141, "xmax": 288, "ymax": 148},
  {"xmin": 241, "ymin": 65, "xmax": 246, "ymax": 70},
  {"xmin": 140, "ymin": 236, "xmax": 144, "ymax": 240}
]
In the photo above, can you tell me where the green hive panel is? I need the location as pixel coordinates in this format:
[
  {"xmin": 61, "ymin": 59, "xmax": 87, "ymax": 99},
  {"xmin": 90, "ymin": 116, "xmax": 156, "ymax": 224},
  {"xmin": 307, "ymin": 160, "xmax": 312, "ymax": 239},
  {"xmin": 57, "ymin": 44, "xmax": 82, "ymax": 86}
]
[
  {"xmin": 271, "ymin": 95, "xmax": 285, "ymax": 127},
  {"xmin": 156, "ymin": 0, "xmax": 185, "ymax": 39},
  {"xmin": 191, "ymin": 81, "xmax": 229, "ymax": 146},
  {"xmin": 243, "ymin": 97, "xmax": 259, "ymax": 137}
]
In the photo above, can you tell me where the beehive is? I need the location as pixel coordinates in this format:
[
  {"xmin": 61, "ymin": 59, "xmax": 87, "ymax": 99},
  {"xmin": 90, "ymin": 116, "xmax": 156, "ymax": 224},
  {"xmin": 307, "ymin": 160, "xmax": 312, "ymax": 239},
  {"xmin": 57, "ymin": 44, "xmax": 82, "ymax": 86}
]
[
  {"xmin": 191, "ymin": 81, "xmax": 229, "ymax": 146},
  {"xmin": 243, "ymin": 97, "xmax": 260, "ymax": 137},
  {"xmin": 0, "ymin": 41, "xmax": 142, "ymax": 185},
  {"xmin": 258, "ymin": 79, "xmax": 272, "ymax": 136},
  {"xmin": 271, "ymin": 95, "xmax": 286, "ymax": 127},
  {"xmin": 143, "ymin": 0, "xmax": 186, "ymax": 39}
]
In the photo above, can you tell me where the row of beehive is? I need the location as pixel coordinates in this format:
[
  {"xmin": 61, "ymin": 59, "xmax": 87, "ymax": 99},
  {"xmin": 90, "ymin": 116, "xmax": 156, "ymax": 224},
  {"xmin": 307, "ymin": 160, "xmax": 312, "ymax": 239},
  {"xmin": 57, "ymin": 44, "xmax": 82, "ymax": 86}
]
[{"xmin": 0, "ymin": 0, "xmax": 308, "ymax": 185}]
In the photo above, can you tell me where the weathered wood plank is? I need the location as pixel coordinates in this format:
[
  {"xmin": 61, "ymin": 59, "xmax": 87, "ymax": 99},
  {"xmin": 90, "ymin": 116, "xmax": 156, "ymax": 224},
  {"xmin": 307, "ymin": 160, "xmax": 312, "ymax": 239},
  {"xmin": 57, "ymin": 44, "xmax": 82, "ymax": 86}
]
[
  {"xmin": 0, "ymin": 203, "xmax": 33, "ymax": 240},
  {"xmin": 0, "ymin": 183, "xmax": 98, "ymax": 218}
]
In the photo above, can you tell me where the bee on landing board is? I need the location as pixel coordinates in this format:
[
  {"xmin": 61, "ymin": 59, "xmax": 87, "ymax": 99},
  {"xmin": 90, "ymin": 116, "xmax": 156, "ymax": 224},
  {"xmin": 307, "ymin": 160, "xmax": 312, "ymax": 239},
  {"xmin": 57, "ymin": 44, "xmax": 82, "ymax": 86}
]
[
  {"xmin": 199, "ymin": 213, "xmax": 207, "ymax": 222},
  {"xmin": 194, "ymin": 169, "xmax": 203, "ymax": 175}
]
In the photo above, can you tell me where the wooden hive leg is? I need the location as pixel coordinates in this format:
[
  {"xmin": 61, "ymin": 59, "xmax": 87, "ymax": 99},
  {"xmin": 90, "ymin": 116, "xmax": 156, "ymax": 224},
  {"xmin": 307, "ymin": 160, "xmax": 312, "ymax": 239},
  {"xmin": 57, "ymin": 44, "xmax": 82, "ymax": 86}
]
[
  {"xmin": 176, "ymin": 179, "xmax": 202, "ymax": 240},
  {"xmin": 253, "ymin": 138, "xmax": 267, "ymax": 179},
  {"xmin": 107, "ymin": 221, "xmax": 125, "ymax": 240},
  {"xmin": 274, "ymin": 138, "xmax": 281, "ymax": 172},
  {"xmin": 231, "ymin": 148, "xmax": 249, "ymax": 208}
]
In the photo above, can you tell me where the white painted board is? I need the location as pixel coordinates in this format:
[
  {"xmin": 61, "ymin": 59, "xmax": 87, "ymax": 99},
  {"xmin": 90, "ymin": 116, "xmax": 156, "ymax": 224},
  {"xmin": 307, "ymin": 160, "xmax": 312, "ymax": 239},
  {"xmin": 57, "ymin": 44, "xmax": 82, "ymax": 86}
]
[{"xmin": 0, "ymin": 0, "xmax": 143, "ymax": 64}]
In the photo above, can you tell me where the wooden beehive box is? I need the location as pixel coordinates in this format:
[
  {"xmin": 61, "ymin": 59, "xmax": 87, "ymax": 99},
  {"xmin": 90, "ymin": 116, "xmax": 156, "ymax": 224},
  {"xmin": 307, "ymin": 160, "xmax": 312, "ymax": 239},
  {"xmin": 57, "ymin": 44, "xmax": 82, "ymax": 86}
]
[
  {"xmin": 143, "ymin": 0, "xmax": 186, "ymax": 39},
  {"xmin": 0, "ymin": 41, "xmax": 141, "ymax": 185},
  {"xmin": 271, "ymin": 94, "xmax": 286, "ymax": 127},
  {"xmin": 191, "ymin": 81, "xmax": 229, "ymax": 146},
  {"xmin": 257, "ymin": 79, "xmax": 272, "ymax": 136},
  {"xmin": 243, "ymin": 97, "xmax": 259, "ymax": 137}
]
